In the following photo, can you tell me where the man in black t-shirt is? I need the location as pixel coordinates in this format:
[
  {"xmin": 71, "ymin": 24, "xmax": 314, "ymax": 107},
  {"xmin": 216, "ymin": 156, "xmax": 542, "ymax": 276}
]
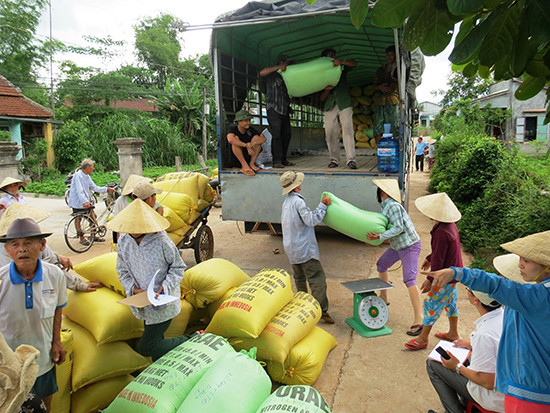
[{"xmin": 226, "ymin": 109, "xmax": 266, "ymax": 176}]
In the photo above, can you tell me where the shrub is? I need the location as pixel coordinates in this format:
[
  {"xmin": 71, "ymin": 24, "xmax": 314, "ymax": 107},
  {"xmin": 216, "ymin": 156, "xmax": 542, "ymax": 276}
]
[{"xmin": 53, "ymin": 119, "xmax": 91, "ymax": 172}]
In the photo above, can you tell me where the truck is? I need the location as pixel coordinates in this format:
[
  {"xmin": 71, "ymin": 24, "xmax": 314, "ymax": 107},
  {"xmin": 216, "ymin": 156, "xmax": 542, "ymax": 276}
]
[{"xmin": 210, "ymin": 0, "xmax": 424, "ymax": 232}]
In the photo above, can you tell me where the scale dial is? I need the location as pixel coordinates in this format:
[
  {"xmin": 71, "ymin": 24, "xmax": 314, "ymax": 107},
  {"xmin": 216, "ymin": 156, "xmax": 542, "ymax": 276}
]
[{"xmin": 358, "ymin": 295, "xmax": 389, "ymax": 329}]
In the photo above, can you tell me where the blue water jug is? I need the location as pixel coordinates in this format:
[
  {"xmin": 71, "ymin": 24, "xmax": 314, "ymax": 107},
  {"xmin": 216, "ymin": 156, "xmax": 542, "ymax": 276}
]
[{"xmin": 377, "ymin": 123, "xmax": 399, "ymax": 172}]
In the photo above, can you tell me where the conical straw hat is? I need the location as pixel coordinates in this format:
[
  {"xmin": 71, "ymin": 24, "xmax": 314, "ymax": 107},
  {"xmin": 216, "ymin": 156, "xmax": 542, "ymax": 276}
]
[
  {"xmin": 121, "ymin": 174, "xmax": 152, "ymax": 196},
  {"xmin": 501, "ymin": 231, "xmax": 550, "ymax": 267},
  {"xmin": 0, "ymin": 204, "xmax": 51, "ymax": 236},
  {"xmin": 493, "ymin": 253, "xmax": 523, "ymax": 284},
  {"xmin": 372, "ymin": 179, "xmax": 401, "ymax": 203},
  {"xmin": 415, "ymin": 192, "xmax": 461, "ymax": 223},
  {"xmin": 0, "ymin": 177, "xmax": 26, "ymax": 190},
  {"xmin": 106, "ymin": 199, "xmax": 169, "ymax": 234}
]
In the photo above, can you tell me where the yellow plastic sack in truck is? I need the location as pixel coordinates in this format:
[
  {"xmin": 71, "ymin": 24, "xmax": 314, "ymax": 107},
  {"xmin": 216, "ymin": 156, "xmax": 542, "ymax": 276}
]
[
  {"xmin": 205, "ymin": 269, "xmax": 294, "ymax": 338},
  {"xmin": 181, "ymin": 258, "xmax": 250, "ymax": 308},
  {"xmin": 267, "ymin": 326, "xmax": 337, "ymax": 385},
  {"xmin": 73, "ymin": 251, "xmax": 125, "ymax": 296},
  {"xmin": 162, "ymin": 205, "xmax": 187, "ymax": 232},
  {"xmin": 232, "ymin": 291, "xmax": 321, "ymax": 363}
]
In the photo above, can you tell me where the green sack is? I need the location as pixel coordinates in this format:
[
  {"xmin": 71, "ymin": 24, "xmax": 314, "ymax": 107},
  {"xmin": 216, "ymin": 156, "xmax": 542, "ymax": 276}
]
[
  {"xmin": 280, "ymin": 57, "xmax": 343, "ymax": 98},
  {"xmin": 177, "ymin": 349, "xmax": 271, "ymax": 413},
  {"xmin": 322, "ymin": 192, "xmax": 390, "ymax": 246},
  {"xmin": 256, "ymin": 385, "xmax": 331, "ymax": 413},
  {"xmin": 105, "ymin": 333, "xmax": 234, "ymax": 413}
]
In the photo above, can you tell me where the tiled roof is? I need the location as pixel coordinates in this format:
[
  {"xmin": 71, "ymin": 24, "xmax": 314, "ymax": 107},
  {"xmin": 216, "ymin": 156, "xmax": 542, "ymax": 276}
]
[{"xmin": 0, "ymin": 75, "xmax": 53, "ymax": 119}]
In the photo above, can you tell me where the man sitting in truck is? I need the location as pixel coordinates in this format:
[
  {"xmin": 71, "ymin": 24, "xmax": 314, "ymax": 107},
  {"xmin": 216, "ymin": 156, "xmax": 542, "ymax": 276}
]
[{"xmin": 226, "ymin": 109, "xmax": 266, "ymax": 176}]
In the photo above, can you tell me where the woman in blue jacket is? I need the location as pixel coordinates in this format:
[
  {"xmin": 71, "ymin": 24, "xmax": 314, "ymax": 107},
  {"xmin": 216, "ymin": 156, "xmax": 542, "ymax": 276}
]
[{"xmin": 423, "ymin": 230, "xmax": 550, "ymax": 413}]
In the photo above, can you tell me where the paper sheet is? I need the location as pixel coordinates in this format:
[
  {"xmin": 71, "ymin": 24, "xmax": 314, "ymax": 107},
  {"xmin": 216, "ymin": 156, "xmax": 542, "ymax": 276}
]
[
  {"xmin": 428, "ymin": 340, "xmax": 471, "ymax": 364},
  {"xmin": 147, "ymin": 269, "xmax": 179, "ymax": 307}
]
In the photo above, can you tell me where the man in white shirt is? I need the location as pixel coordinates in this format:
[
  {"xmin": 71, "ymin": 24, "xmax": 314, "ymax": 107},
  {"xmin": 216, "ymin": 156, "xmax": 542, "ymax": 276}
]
[
  {"xmin": 426, "ymin": 288, "xmax": 505, "ymax": 413},
  {"xmin": 0, "ymin": 218, "xmax": 68, "ymax": 412}
]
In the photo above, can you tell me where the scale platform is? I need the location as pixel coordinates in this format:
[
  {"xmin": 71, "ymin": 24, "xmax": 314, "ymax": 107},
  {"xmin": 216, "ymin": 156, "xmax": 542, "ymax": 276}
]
[{"xmin": 342, "ymin": 278, "xmax": 393, "ymax": 338}]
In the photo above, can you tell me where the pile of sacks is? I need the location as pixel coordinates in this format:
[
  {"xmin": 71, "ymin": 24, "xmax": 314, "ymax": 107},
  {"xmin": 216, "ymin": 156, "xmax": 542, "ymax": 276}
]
[
  {"xmin": 152, "ymin": 172, "xmax": 216, "ymax": 245},
  {"xmin": 350, "ymin": 84, "xmax": 378, "ymax": 149},
  {"xmin": 105, "ymin": 333, "xmax": 332, "ymax": 413}
]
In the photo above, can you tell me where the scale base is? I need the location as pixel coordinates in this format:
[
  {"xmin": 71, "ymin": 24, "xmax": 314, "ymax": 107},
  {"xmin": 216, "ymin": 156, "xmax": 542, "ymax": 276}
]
[{"xmin": 345, "ymin": 317, "xmax": 392, "ymax": 338}]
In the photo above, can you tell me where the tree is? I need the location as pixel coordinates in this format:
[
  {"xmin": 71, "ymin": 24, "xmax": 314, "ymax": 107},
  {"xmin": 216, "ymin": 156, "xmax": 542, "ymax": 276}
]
[
  {"xmin": 319, "ymin": 0, "xmax": 550, "ymax": 122},
  {"xmin": 435, "ymin": 72, "xmax": 491, "ymax": 107}
]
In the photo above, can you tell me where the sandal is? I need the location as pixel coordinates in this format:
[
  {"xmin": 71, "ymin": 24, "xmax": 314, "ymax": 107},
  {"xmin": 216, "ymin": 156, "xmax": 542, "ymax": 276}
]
[
  {"xmin": 406, "ymin": 324, "xmax": 423, "ymax": 336},
  {"xmin": 404, "ymin": 339, "xmax": 428, "ymax": 350},
  {"xmin": 328, "ymin": 162, "xmax": 338, "ymax": 168},
  {"xmin": 434, "ymin": 332, "xmax": 459, "ymax": 342},
  {"xmin": 240, "ymin": 168, "xmax": 255, "ymax": 176}
]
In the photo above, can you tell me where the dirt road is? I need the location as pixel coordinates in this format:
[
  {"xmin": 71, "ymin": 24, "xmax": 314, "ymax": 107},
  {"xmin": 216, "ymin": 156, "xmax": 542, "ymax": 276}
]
[{"xmin": 25, "ymin": 171, "xmax": 475, "ymax": 413}]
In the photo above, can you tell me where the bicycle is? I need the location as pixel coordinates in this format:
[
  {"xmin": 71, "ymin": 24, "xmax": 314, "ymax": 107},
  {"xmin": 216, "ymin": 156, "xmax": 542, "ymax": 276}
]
[{"xmin": 64, "ymin": 182, "xmax": 120, "ymax": 253}]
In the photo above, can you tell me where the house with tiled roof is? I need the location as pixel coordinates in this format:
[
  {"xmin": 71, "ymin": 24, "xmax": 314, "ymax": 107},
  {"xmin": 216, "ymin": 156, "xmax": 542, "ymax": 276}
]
[{"xmin": 0, "ymin": 74, "xmax": 62, "ymax": 166}]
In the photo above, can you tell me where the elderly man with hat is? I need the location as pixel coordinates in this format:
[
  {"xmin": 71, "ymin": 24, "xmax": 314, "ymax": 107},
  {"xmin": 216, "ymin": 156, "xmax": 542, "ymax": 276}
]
[
  {"xmin": 226, "ymin": 109, "xmax": 267, "ymax": 176},
  {"xmin": 426, "ymin": 231, "xmax": 550, "ymax": 411},
  {"xmin": 425, "ymin": 285, "xmax": 505, "ymax": 413},
  {"xmin": 0, "ymin": 218, "xmax": 68, "ymax": 412},
  {"xmin": 367, "ymin": 179, "xmax": 423, "ymax": 336},
  {"xmin": 107, "ymin": 200, "xmax": 190, "ymax": 361},
  {"xmin": 0, "ymin": 177, "xmax": 27, "ymax": 217},
  {"xmin": 405, "ymin": 193, "xmax": 463, "ymax": 351},
  {"xmin": 260, "ymin": 53, "xmax": 294, "ymax": 169},
  {"xmin": 280, "ymin": 171, "xmax": 334, "ymax": 324}
]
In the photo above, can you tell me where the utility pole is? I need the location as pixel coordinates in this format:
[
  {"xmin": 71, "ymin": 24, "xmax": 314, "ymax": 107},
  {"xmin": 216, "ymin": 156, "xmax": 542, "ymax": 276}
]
[
  {"xmin": 202, "ymin": 85, "xmax": 209, "ymax": 160},
  {"xmin": 49, "ymin": 0, "xmax": 55, "ymax": 119}
]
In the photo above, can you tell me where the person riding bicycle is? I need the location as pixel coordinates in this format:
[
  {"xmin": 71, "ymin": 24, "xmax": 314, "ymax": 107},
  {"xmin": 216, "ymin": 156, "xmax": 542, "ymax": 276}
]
[{"xmin": 67, "ymin": 158, "xmax": 115, "ymax": 245}]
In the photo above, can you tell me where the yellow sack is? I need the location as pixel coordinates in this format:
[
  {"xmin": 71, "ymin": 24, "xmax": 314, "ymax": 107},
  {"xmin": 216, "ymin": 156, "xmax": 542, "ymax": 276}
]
[
  {"xmin": 364, "ymin": 84, "xmax": 376, "ymax": 96},
  {"xmin": 186, "ymin": 210, "xmax": 201, "ymax": 225},
  {"xmin": 159, "ymin": 172, "xmax": 211, "ymax": 201},
  {"xmin": 232, "ymin": 291, "xmax": 321, "ymax": 364},
  {"xmin": 182, "ymin": 258, "xmax": 250, "ymax": 308},
  {"xmin": 63, "ymin": 319, "xmax": 149, "ymax": 392},
  {"xmin": 167, "ymin": 231, "xmax": 184, "ymax": 246},
  {"xmin": 267, "ymin": 326, "xmax": 337, "ymax": 385},
  {"xmin": 349, "ymin": 86, "xmax": 363, "ymax": 97},
  {"xmin": 64, "ymin": 289, "xmax": 144, "ymax": 345},
  {"xmin": 352, "ymin": 106, "xmax": 362, "ymax": 115},
  {"xmin": 355, "ymin": 131, "xmax": 368, "ymax": 142},
  {"xmin": 357, "ymin": 96, "xmax": 372, "ymax": 105},
  {"xmin": 352, "ymin": 116, "xmax": 361, "ymax": 125},
  {"xmin": 162, "ymin": 205, "xmax": 186, "ymax": 232},
  {"xmin": 358, "ymin": 123, "xmax": 369, "ymax": 131},
  {"xmin": 351, "ymin": 96, "xmax": 360, "ymax": 107},
  {"xmin": 50, "ymin": 328, "xmax": 73, "ymax": 413},
  {"xmin": 158, "ymin": 192, "xmax": 195, "ymax": 222},
  {"xmin": 197, "ymin": 198, "xmax": 211, "ymax": 212},
  {"xmin": 355, "ymin": 141, "xmax": 372, "ymax": 149},
  {"xmin": 73, "ymin": 252, "xmax": 125, "ymax": 297},
  {"xmin": 207, "ymin": 287, "xmax": 237, "ymax": 319},
  {"xmin": 71, "ymin": 375, "xmax": 134, "ymax": 413},
  {"xmin": 154, "ymin": 176, "xmax": 200, "ymax": 206},
  {"xmin": 205, "ymin": 269, "xmax": 294, "ymax": 339},
  {"xmin": 165, "ymin": 299, "xmax": 194, "ymax": 338}
]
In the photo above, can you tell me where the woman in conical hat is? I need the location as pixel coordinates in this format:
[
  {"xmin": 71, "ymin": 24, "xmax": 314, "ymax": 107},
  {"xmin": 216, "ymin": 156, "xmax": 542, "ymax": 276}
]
[
  {"xmin": 106, "ymin": 200, "xmax": 191, "ymax": 361},
  {"xmin": 367, "ymin": 179, "xmax": 424, "ymax": 337},
  {"xmin": 405, "ymin": 192, "xmax": 463, "ymax": 351},
  {"xmin": 425, "ymin": 231, "xmax": 550, "ymax": 411},
  {"xmin": 0, "ymin": 177, "xmax": 27, "ymax": 216}
]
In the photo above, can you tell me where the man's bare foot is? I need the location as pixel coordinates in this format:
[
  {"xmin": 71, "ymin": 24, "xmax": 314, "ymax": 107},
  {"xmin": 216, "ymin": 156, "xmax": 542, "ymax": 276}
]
[{"xmin": 250, "ymin": 164, "xmax": 260, "ymax": 171}]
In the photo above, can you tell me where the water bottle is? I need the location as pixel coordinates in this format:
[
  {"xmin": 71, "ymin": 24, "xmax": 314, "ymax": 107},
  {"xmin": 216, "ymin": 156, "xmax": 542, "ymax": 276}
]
[{"xmin": 377, "ymin": 123, "xmax": 399, "ymax": 172}]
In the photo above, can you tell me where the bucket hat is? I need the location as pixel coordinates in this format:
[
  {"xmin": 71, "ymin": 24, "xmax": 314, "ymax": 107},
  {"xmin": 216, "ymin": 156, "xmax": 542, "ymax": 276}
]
[
  {"xmin": 492, "ymin": 253, "xmax": 523, "ymax": 284},
  {"xmin": 0, "ymin": 177, "xmax": 26, "ymax": 191},
  {"xmin": 0, "ymin": 204, "xmax": 50, "ymax": 236},
  {"xmin": 132, "ymin": 182, "xmax": 162, "ymax": 200},
  {"xmin": 280, "ymin": 171, "xmax": 304, "ymax": 195},
  {"xmin": 468, "ymin": 289, "xmax": 500, "ymax": 308},
  {"xmin": 415, "ymin": 192, "xmax": 461, "ymax": 223},
  {"xmin": 121, "ymin": 174, "xmax": 151, "ymax": 196},
  {"xmin": 372, "ymin": 179, "xmax": 401, "ymax": 203},
  {"xmin": 0, "ymin": 218, "xmax": 52, "ymax": 242},
  {"xmin": 234, "ymin": 109, "xmax": 252, "ymax": 122},
  {"xmin": 106, "ymin": 199, "xmax": 169, "ymax": 234},
  {"xmin": 500, "ymin": 230, "xmax": 550, "ymax": 267}
]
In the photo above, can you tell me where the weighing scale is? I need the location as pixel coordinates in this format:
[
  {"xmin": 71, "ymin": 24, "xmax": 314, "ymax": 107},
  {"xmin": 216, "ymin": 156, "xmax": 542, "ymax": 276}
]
[{"xmin": 341, "ymin": 278, "xmax": 393, "ymax": 338}]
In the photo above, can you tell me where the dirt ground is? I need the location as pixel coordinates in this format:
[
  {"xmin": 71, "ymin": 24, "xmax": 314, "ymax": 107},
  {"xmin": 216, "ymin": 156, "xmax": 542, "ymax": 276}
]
[{"xmin": 27, "ymin": 170, "xmax": 477, "ymax": 413}]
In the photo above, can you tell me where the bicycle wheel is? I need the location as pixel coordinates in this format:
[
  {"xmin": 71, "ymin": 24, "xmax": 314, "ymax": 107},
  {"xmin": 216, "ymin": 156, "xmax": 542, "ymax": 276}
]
[
  {"xmin": 64, "ymin": 215, "xmax": 95, "ymax": 253},
  {"xmin": 64, "ymin": 189, "xmax": 70, "ymax": 206},
  {"xmin": 194, "ymin": 225, "xmax": 214, "ymax": 263}
]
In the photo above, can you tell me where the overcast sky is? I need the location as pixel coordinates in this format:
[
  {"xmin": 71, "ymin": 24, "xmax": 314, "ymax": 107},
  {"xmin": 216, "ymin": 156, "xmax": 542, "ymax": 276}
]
[{"xmin": 37, "ymin": 0, "xmax": 451, "ymax": 103}]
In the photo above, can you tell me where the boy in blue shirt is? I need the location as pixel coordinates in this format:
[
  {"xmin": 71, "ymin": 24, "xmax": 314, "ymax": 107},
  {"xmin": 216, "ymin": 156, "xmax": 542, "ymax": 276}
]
[{"xmin": 415, "ymin": 136, "xmax": 428, "ymax": 172}]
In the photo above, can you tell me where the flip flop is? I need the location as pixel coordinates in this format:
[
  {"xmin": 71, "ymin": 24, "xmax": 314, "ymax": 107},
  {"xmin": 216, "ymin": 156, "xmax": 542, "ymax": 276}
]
[
  {"xmin": 404, "ymin": 339, "xmax": 428, "ymax": 350},
  {"xmin": 406, "ymin": 324, "xmax": 423, "ymax": 336},
  {"xmin": 434, "ymin": 332, "xmax": 459, "ymax": 342},
  {"xmin": 240, "ymin": 168, "xmax": 255, "ymax": 176}
]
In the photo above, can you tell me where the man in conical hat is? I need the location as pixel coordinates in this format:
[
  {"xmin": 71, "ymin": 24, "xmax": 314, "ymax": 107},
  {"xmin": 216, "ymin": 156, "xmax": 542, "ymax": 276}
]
[
  {"xmin": 425, "ymin": 230, "xmax": 550, "ymax": 411},
  {"xmin": 367, "ymin": 179, "xmax": 423, "ymax": 336},
  {"xmin": 107, "ymin": 200, "xmax": 190, "ymax": 361},
  {"xmin": 405, "ymin": 192, "xmax": 463, "ymax": 350},
  {"xmin": 0, "ymin": 177, "xmax": 27, "ymax": 217}
]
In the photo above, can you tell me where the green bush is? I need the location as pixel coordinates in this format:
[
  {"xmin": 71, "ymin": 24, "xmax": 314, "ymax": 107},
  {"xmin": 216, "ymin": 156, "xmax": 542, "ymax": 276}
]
[
  {"xmin": 0, "ymin": 130, "xmax": 11, "ymax": 141},
  {"xmin": 53, "ymin": 119, "xmax": 91, "ymax": 172}
]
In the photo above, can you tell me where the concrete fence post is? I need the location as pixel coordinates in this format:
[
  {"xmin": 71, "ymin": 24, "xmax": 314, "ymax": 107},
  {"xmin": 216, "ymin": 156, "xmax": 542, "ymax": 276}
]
[
  {"xmin": 114, "ymin": 137, "xmax": 145, "ymax": 188},
  {"xmin": 0, "ymin": 141, "xmax": 22, "ymax": 183}
]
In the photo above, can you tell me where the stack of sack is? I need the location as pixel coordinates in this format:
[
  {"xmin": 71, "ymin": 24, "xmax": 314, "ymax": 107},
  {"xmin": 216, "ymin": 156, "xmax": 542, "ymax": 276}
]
[
  {"xmin": 152, "ymin": 172, "xmax": 216, "ymax": 245},
  {"xmin": 106, "ymin": 333, "xmax": 332, "ymax": 413},
  {"xmin": 205, "ymin": 268, "xmax": 337, "ymax": 385},
  {"xmin": 349, "ymin": 84, "xmax": 378, "ymax": 149}
]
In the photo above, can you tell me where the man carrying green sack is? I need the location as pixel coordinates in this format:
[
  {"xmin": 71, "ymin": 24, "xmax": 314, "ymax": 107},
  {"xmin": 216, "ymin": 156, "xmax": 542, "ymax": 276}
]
[{"xmin": 280, "ymin": 171, "xmax": 334, "ymax": 324}]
